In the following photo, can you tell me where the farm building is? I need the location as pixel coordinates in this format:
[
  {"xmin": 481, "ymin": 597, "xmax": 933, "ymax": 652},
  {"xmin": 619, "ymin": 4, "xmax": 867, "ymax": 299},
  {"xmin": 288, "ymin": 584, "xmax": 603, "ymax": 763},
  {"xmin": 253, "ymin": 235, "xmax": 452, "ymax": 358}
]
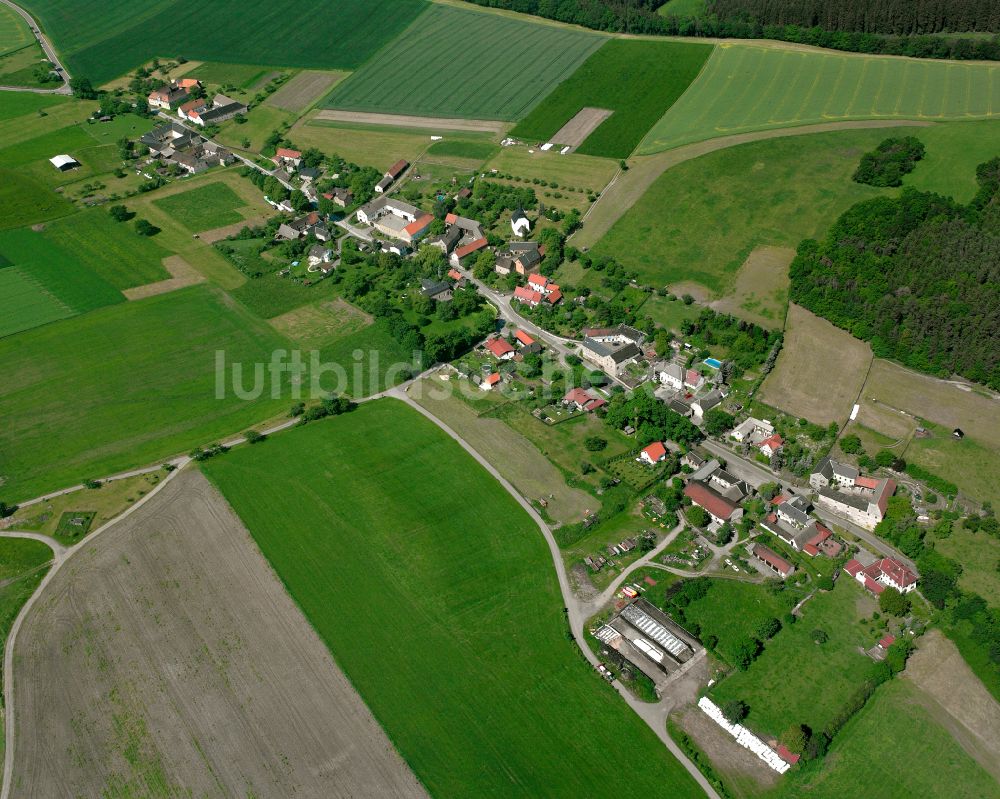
[
  {"xmin": 147, "ymin": 78, "xmax": 201, "ymax": 109},
  {"xmin": 450, "ymin": 237, "xmax": 488, "ymax": 267},
  {"xmin": 684, "ymin": 480, "xmax": 743, "ymax": 525},
  {"xmin": 481, "ymin": 372, "xmax": 501, "ymax": 390},
  {"xmin": 692, "ymin": 389, "xmax": 724, "ymax": 417},
  {"xmin": 563, "ymin": 388, "xmax": 606, "ymax": 413},
  {"xmin": 730, "ymin": 417, "xmax": 774, "ymax": 443},
  {"xmin": 494, "ymin": 241, "xmax": 544, "ymax": 276},
  {"xmin": 844, "ymin": 557, "xmax": 918, "ymax": 595},
  {"xmin": 273, "ymin": 148, "xmax": 302, "ymax": 169},
  {"xmin": 657, "ymin": 362, "xmax": 685, "ymax": 390},
  {"xmin": 811, "ymin": 460, "xmax": 896, "ymax": 530},
  {"xmin": 376, "ymin": 158, "xmax": 409, "ymax": 193},
  {"xmin": 178, "ymin": 94, "xmax": 248, "ymax": 126},
  {"xmin": 751, "ymin": 543, "xmax": 794, "ymax": 578},
  {"xmin": 485, "ymin": 337, "xmax": 515, "ymax": 361},
  {"xmin": 49, "ymin": 154, "xmax": 80, "ymax": 171}
]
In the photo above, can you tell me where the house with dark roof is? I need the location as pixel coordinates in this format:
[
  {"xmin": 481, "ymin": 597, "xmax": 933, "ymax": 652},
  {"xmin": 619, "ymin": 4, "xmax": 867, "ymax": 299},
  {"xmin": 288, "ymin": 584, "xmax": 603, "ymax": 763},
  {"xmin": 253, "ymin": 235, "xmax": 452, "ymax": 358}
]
[
  {"xmin": 375, "ymin": 158, "xmax": 409, "ymax": 193},
  {"xmin": 420, "ymin": 278, "xmax": 453, "ymax": 302},
  {"xmin": 494, "ymin": 241, "xmax": 543, "ymax": 276},
  {"xmin": 580, "ymin": 337, "xmax": 641, "ymax": 376},
  {"xmin": 147, "ymin": 79, "xmax": 200, "ymax": 109},
  {"xmin": 811, "ymin": 459, "xmax": 896, "ymax": 529},
  {"xmin": 692, "ymin": 390, "xmax": 724, "ymax": 417}
]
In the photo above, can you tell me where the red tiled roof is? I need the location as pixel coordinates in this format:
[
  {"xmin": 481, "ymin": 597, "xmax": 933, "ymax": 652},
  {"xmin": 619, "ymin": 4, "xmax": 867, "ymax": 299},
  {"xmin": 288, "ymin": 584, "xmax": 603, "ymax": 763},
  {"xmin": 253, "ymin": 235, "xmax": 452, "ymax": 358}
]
[
  {"xmin": 485, "ymin": 337, "xmax": 514, "ymax": 358},
  {"xmin": 545, "ymin": 289, "xmax": 562, "ymax": 304},
  {"xmin": 843, "ymin": 558, "xmax": 863, "ymax": 577},
  {"xmin": 445, "ymin": 212, "xmax": 458, "ymax": 224},
  {"xmin": 771, "ymin": 494, "xmax": 788, "ymax": 506},
  {"xmin": 515, "ymin": 329, "xmax": 535, "ymax": 346},
  {"xmin": 484, "ymin": 372, "xmax": 501, "ymax": 386},
  {"xmin": 642, "ymin": 442, "xmax": 667, "ymax": 462},
  {"xmin": 386, "ymin": 158, "xmax": 409, "ymax": 178},
  {"xmin": 685, "ymin": 369, "xmax": 702, "ymax": 384},
  {"xmin": 855, "ymin": 475, "xmax": 880, "ymax": 489},
  {"xmin": 585, "ymin": 397, "xmax": 606, "ymax": 411},
  {"xmin": 803, "ymin": 543, "xmax": 820, "ymax": 557},
  {"xmin": 760, "ymin": 433, "xmax": 783, "ymax": 451},
  {"xmin": 447, "ymin": 268, "xmax": 463, "ymax": 281},
  {"xmin": 564, "ymin": 388, "xmax": 592, "ymax": 406},
  {"xmin": 879, "ymin": 634, "xmax": 896, "ymax": 649},
  {"xmin": 877, "ymin": 478, "xmax": 896, "ymax": 515},
  {"xmin": 513, "ymin": 286, "xmax": 543, "ymax": 305},
  {"xmin": 275, "ymin": 147, "xmax": 301, "ymax": 159},
  {"xmin": 180, "ymin": 98, "xmax": 207, "ymax": 112},
  {"xmin": 454, "ymin": 237, "xmax": 488, "ymax": 259},
  {"xmin": 877, "ymin": 557, "xmax": 917, "ymax": 588},
  {"xmin": 805, "ymin": 523, "xmax": 832, "ymax": 549},
  {"xmin": 684, "ymin": 481, "xmax": 738, "ymax": 520},
  {"xmin": 752, "ymin": 543, "xmax": 793, "ymax": 576},
  {"xmin": 864, "ymin": 576, "xmax": 885, "ymax": 594},
  {"xmin": 775, "ymin": 745, "xmax": 800, "ymax": 765},
  {"xmin": 527, "ymin": 272, "xmax": 548, "ymax": 287},
  {"xmin": 403, "ymin": 213, "xmax": 434, "ymax": 236},
  {"xmin": 177, "ymin": 78, "xmax": 201, "ymax": 89}
]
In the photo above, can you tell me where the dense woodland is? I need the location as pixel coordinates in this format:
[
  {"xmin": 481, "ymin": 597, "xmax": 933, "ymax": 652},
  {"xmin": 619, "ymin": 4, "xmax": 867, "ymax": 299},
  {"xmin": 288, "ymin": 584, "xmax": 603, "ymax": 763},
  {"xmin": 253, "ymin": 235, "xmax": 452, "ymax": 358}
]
[
  {"xmin": 852, "ymin": 137, "xmax": 926, "ymax": 188},
  {"xmin": 790, "ymin": 158, "xmax": 1000, "ymax": 389},
  {"xmin": 707, "ymin": 0, "xmax": 1000, "ymax": 35},
  {"xmin": 460, "ymin": 0, "xmax": 1000, "ymax": 59}
]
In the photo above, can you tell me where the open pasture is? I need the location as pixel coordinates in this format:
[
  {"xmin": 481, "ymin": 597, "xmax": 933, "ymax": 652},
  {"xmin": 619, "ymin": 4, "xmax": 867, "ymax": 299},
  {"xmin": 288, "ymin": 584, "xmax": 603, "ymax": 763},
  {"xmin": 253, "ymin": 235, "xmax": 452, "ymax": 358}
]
[
  {"xmin": 265, "ymin": 70, "xmax": 346, "ymax": 112},
  {"xmin": 202, "ymin": 399, "xmax": 704, "ymax": 798},
  {"xmin": 10, "ymin": 468, "xmax": 428, "ymax": 798},
  {"xmin": 289, "ymin": 116, "xmax": 435, "ymax": 172},
  {"xmin": 0, "ymin": 92, "xmax": 69, "ymax": 121},
  {"xmin": 0, "ymin": 285, "xmax": 289, "ymax": 503},
  {"xmin": 0, "ymin": 266, "xmax": 73, "ymax": 338},
  {"xmin": 152, "ymin": 181, "xmax": 245, "ymax": 232},
  {"xmin": 27, "ymin": 0, "xmax": 428, "ymax": 83},
  {"xmin": 592, "ymin": 127, "xmax": 892, "ymax": 293},
  {"xmin": 184, "ymin": 61, "xmax": 269, "ymax": 89},
  {"xmin": 0, "ymin": 4, "xmax": 33, "ymax": 55},
  {"xmin": 0, "ymin": 168, "xmax": 73, "ymax": 229},
  {"xmin": 641, "ymin": 44, "xmax": 1000, "ymax": 153},
  {"xmin": 511, "ymin": 40, "xmax": 712, "ymax": 158},
  {"xmin": 323, "ymin": 4, "xmax": 605, "ymax": 121},
  {"xmin": 709, "ymin": 580, "xmax": 876, "ymax": 739},
  {"xmin": 41, "ymin": 207, "xmax": 171, "ymax": 289},
  {"xmin": 710, "ymin": 245, "xmax": 792, "ymax": 328},
  {"xmin": 759, "ymin": 304, "xmax": 873, "ymax": 425}
]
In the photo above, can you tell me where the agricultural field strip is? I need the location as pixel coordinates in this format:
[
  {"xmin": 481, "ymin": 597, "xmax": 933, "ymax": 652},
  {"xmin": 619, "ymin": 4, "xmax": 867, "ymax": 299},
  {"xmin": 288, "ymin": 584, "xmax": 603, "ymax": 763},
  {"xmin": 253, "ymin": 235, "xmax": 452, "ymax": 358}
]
[
  {"xmin": 0, "ymin": 4, "xmax": 33, "ymax": 56},
  {"xmin": 312, "ymin": 109, "xmax": 506, "ymax": 133},
  {"xmin": 0, "ymin": 267, "xmax": 73, "ymax": 338},
  {"xmin": 550, "ymin": 107, "xmax": 613, "ymax": 148},
  {"xmin": 641, "ymin": 44, "xmax": 1000, "ymax": 152},
  {"xmin": 324, "ymin": 5, "xmax": 605, "ymax": 120}
]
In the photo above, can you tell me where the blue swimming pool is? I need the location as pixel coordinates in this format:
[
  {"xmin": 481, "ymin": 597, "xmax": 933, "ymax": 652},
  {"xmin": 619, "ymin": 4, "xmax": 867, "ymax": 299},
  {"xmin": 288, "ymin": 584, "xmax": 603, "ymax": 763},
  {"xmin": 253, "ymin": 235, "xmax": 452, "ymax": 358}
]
[{"xmin": 704, "ymin": 358, "xmax": 722, "ymax": 369}]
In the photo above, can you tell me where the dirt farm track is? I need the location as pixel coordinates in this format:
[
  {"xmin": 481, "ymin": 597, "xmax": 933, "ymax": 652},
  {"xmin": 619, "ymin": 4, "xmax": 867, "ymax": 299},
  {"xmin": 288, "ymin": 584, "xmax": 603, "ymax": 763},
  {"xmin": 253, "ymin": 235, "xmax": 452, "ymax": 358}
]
[{"xmin": 7, "ymin": 469, "xmax": 427, "ymax": 799}]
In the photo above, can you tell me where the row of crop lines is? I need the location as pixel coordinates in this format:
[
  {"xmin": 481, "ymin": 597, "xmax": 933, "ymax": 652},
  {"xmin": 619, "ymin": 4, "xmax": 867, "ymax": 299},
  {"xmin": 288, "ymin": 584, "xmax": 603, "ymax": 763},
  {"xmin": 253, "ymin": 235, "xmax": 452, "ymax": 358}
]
[
  {"xmin": 0, "ymin": 267, "xmax": 74, "ymax": 338},
  {"xmin": 642, "ymin": 44, "xmax": 1000, "ymax": 152},
  {"xmin": 325, "ymin": 5, "xmax": 602, "ymax": 120}
]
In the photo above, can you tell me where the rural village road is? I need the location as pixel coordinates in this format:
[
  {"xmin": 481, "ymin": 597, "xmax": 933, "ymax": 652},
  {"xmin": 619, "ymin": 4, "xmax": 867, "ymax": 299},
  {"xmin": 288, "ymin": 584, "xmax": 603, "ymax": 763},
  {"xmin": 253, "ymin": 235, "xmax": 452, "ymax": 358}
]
[
  {"xmin": 0, "ymin": 0, "xmax": 71, "ymax": 94},
  {"xmin": 394, "ymin": 385, "xmax": 722, "ymax": 799}
]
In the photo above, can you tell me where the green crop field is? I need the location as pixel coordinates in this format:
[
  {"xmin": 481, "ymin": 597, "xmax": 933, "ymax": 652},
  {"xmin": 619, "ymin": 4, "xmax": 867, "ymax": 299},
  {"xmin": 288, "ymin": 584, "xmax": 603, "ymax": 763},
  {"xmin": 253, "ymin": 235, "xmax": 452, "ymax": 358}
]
[
  {"xmin": 0, "ymin": 285, "xmax": 289, "ymax": 502},
  {"xmin": 0, "ymin": 267, "xmax": 73, "ymax": 337},
  {"xmin": 425, "ymin": 138, "xmax": 498, "ymax": 162},
  {"xmin": 0, "ymin": 5, "xmax": 33, "ymax": 55},
  {"xmin": 25, "ymin": 0, "xmax": 427, "ymax": 84},
  {"xmin": 42, "ymin": 208, "xmax": 170, "ymax": 289},
  {"xmin": 710, "ymin": 580, "xmax": 876, "ymax": 738},
  {"xmin": 592, "ymin": 128, "xmax": 891, "ymax": 293},
  {"xmin": 184, "ymin": 61, "xmax": 269, "ymax": 89},
  {"xmin": 775, "ymin": 680, "xmax": 998, "ymax": 797},
  {"xmin": 640, "ymin": 44, "xmax": 1000, "ymax": 153},
  {"xmin": 0, "ymin": 92, "xmax": 69, "ymax": 121},
  {"xmin": 0, "ymin": 123, "xmax": 94, "ymax": 167},
  {"xmin": 0, "ymin": 168, "xmax": 74, "ymax": 228},
  {"xmin": 511, "ymin": 40, "xmax": 712, "ymax": 158},
  {"xmin": 202, "ymin": 399, "xmax": 704, "ymax": 799},
  {"xmin": 152, "ymin": 181, "xmax": 245, "ymax": 232},
  {"xmin": 323, "ymin": 5, "xmax": 605, "ymax": 121}
]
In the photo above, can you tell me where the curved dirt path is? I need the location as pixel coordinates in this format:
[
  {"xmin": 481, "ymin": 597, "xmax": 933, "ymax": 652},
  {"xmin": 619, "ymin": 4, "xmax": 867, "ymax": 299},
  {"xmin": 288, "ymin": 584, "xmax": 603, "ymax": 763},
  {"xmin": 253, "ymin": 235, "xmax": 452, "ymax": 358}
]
[
  {"xmin": 393, "ymin": 387, "xmax": 721, "ymax": 799},
  {"xmin": 572, "ymin": 119, "xmax": 934, "ymax": 248}
]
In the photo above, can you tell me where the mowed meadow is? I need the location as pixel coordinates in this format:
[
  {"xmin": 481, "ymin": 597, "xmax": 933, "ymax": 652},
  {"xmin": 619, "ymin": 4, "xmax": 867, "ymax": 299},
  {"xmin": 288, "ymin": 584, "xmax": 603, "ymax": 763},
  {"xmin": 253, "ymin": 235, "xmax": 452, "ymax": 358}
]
[
  {"xmin": 323, "ymin": 4, "xmax": 606, "ymax": 120},
  {"xmin": 640, "ymin": 43, "xmax": 1000, "ymax": 152},
  {"xmin": 22, "ymin": 0, "xmax": 428, "ymax": 84},
  {"xmin": 202, "ymin": 400, "xmax": 705, "ymax": 799}
]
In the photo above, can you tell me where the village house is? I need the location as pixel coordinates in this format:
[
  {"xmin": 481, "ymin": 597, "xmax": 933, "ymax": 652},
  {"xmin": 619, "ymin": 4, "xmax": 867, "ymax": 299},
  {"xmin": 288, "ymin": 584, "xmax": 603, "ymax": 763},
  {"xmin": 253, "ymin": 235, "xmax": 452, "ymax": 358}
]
[
  {"xmin": 751, "ymin": 543, "xmax": 794, "ymax": 578},
  {"xmin": 307, "ymin": 245, "xmax": 333, "ymax": 267},
  {"xmin": 563, "ymin": 388, "xmax": 606, "ymax": 413},
  {"xmin": 356, "ymin": 196, "xmax": 432, "ymax": 243},
  {"xmin": 810, "ymin": 458, "xmax": 896, "ymax": 530},
  {"xmin": 427, "ymin": 226, "xmax": 462, "ymax": 254},
  {"xmin": 147, "ymin": 78, "xmax": 201, "ymax": 110},
  {"xmin": 481, "ymin": 372, "xmax": 501, "ymax": 391},
  {"xmin": 579, "ymin": 337, "xmax": 641, "ymax": 376},
  {"xmin": 692, "ymin": 389, "xmax": 725, "ymax": 417},
  {"xmin": 844, "ymin": 557, "xmax": 918, "ymax": 594},
  {"xmin": 684, "ymin": 369, "xmax": 705, "ymax": 391},
  {"xmin": 485, "ymin": 336, "xmax": 516, "ymax": 361},
  {"xmin": 657, "ymin": 362, "xmax": 685, "ymax": 390},
  {"xmin": 444, "ymin": 212, "xmax": 484, "ymax": 241},
  {"xmin": 684, "ymin": 480, "xmax": 743, "ymax": 525},
  {"xmin": 514, "ymin": 329, "xmax": 536, "ymax": 348},
  {"xmin": 759, "ymin": 434, "xmax": 784, "ymax": 457},
  {"xmin": 275, "ymin": 211, "xmax": 331, "ymax": 242},
  {"xmin": 138, "ymin": 122, "xmax": 234, "ymax": 174},
  {"xmin": 681, "ymin": 451, "xmax": 705, "ymax": 470},
  {"xmin": 449, "ymin": 237, "xmax": 488, "ymax": 268},
  {"xmin": 668, "ymin": 397, "xmax": 693, "ymax": 417},
  {"xmin": 494, "ymin": 241, "xmax": 544, "ymax": 276},
  {"xmin": 420, "ymin": 278, "xmax": 453, "ymax": 302},
  {"xmin": 323, "ymin": 187, "xmax": 353, "ymax": 208},
  {"xmin": 356, "ymin": 195, "xmax": 419, "ymax": 226},
  {"xmin": 730, "ymin": 417, "xmax": 774, "ymax": 444},
  {"xmin": 447, "ymin": 267, "xmax": 464, "ymax": 285},
  {"xmin": 375, "ymin": 158, "xmax": 409, "ymax": 193},
  {"xmin": 177, "ymin": 94, "xmax": 247, "ymax": 126},
  {"xmin": 638, "ymin": 441, "xmax": 668, "ymax": 465},
  {"xmin": 272, "ymin": 147, "xmax": 302, "ymax": 170}
]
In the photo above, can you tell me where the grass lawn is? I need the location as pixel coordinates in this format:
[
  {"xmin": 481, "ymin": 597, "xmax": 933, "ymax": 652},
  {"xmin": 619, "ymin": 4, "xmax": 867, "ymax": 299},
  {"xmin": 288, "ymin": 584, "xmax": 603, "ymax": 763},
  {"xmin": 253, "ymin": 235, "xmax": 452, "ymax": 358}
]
[
  {"xmin": 185, "ymin": 61, "xmax": 269, "ymax": 89},
  {"xmin": 710, "ymin": 580, "xmax": 877, "ymax": 738},
  {"xmin": 592, "ymin": 128, "xmax": 892, "ymax": 294},
  {"xmin": 511, "ymin": 40, "xmax": 712, "ymax": 158},
  {"xmin": 425, "ymin": 138, "xmax": 498, "ymax": 163},
  {"xmin": 641, "ymin": 294, "xmax": 703, "ymax": 333},
  {"xmin": 0, "ymin": 285, "xmax": 289, "ymax": 503},
  {"xmin": 289, "ymin": 116, "xmax": 434, "ymax": 172},
  {"xmin": 682, "ymin": 578, "xmax": 802, "ymax": 667},
  {"xmin": 486, "ymin": 146, "xmax": 618, "ymax": 194},
  {"xmin": 311, "ymin": 318, "xmax": 422, "ymax": 398},
  {"xmin": 936, "ymin": 526, "xmax": 1000, "ymax": 609},
  {"xmin": 0, "ymin": 3, "xmax": 33, "ymax": 55},
  {"xmin": 323, "ymin": 4, "xmax": 605, "ymax": 121},
  {"xmin": 0, "ymin": 266, "xmax": 74, "ymax": 337},
  {"xmin": 229, "ymin": 268, "xmax": 338, "ymax": 320},
  {"xmin": 0, "ymin": 167, "xmax": 74, "ymax": 230},
  {"xmin": 201, "ymin": 399, "xmax": 705, "ymax": 798},
  {"xmin": 640, "ymin": 43, "xmax": 1000, "ymax": 153},
  {"xmin": 27, "ymin": 0, "xmax": 428, "ymax": 84},
  {"xmin": 41, "ymin": 208, "xmax": 170, "ymax": 289},
  {"xmin": 0, "ymin": 123, "xmax": 94, "ymax": 169},
  {"xmin": 710, "ymin": 245, "xmax": 792, "ymax": 329},
  {"xmin": 903, "ymin": 119, "xmax": 1000, "ymax": 202},
  {"xmin": 152, "ymin": 181, "xmax": 245, "ymax": 232},
  {"xmin": 904, "ymin": 424, "xmax": 1000, "ymax": 508},
  {"xmin": 215, "ymin": 104, "xmax": 298, "ymax": 152},
  {"xmin": 770, "ymin": 679, "xmax": 999, "ymax": 798},
  {"xmin": 410, "ymin": 375, "xmax": 595, "ymax": 525},
  {"xmin": 0, "ymin": 92, "xmax": 69, "ymax": 121}
]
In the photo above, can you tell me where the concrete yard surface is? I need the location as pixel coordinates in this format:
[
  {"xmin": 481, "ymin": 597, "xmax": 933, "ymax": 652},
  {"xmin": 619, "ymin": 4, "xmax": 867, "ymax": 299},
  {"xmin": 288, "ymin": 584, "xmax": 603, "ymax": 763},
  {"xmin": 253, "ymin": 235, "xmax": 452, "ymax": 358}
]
[{"xmin": 8, "ymin": 468, "xmax": 427, "ymax": 799}]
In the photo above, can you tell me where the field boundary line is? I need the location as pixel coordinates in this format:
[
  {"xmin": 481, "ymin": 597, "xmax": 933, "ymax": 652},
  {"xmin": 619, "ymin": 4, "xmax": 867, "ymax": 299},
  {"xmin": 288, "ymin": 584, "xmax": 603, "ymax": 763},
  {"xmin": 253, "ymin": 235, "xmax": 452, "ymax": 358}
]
[{"xmin": 1, "ymin": 462, "xmax": 185, "ymax": 799}]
